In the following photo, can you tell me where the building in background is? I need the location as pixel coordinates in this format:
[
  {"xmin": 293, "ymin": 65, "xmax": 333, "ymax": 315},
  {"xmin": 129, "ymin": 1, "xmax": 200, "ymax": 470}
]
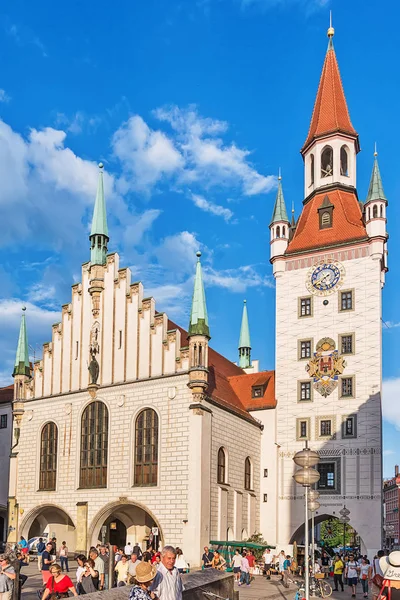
[
  {"xmin": 0, "ymin": 385, "xmax": 12, "ymax": 546},
  {"xmin": 383, "ymin": 466, "xmax": 400, "ymax": 549}
]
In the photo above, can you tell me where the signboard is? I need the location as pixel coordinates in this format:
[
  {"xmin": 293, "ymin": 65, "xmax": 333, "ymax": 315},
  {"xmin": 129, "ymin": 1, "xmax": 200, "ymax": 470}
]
[{"xmin": 152, "ymin": 527, "xmax": 159, "ymax": 536}]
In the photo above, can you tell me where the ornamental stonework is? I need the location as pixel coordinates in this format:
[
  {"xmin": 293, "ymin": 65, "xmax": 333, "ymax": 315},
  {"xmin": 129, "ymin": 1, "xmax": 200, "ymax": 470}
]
[{"xmin": 306, "ymin": 337, "xmax": 346, "ymax": 397}]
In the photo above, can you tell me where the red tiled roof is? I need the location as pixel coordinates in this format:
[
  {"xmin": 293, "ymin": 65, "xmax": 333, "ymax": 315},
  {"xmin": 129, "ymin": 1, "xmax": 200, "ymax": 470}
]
[
  {"xmin": 302, "ymin": 44, "xmax": 358, "ymax": 153},
  {"xmin": 168, "ymin": 320, "xmax": 273, "ymax": 424},
  {"xmin": 0, "ymin": 384, "xmax": 13, "ymax": 405},
  {"xmin": 286, "ymin": 189, "xmax": 367, "ymax": 254},
  {"xmin": 228, "ymin": 371, "xmax": 276, "ymax": 411}
]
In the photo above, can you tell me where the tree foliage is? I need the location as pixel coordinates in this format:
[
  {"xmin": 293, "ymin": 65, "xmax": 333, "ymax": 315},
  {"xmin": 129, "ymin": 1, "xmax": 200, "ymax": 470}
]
[
  {"xmin": 245, "ymin": 532, "xmax": 269, "ymax": 560},
  {"xmin": 320, "ymin": 519, "xmax": 352, "ymax": 549}
]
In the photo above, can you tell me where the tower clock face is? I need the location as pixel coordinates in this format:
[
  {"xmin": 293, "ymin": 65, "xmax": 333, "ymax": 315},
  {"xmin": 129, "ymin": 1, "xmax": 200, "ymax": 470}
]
[{"xmin": 306, "ymin": 261, "xmax": 345, "ymax": 296}]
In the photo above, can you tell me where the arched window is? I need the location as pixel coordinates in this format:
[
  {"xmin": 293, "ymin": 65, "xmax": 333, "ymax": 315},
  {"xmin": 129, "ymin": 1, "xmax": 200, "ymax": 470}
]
[
  {"xmin": 134, "ymin": 409, "xmax": 158, "ymax": 486},
  {"xmin": 321, "ymin": 146, "xmax": 333, "ymax": 178},
  {"xmin": 217, "ymin": 447, "xmax": 226, "ymax": 484},
  {"xmin": 373, "ymin": 205, "xmax": 378, "ymax": 218},
  {"xmin": 276, "ymin": 226, "xmax": 280, "ymax": 238},
  {"xmin": 282, "ymin": 226, "xmax": 286, "ymax": 237},
  {"xmin": 244, "ymin": 457, "xmax": 252, "ymax": 491},
  {"xmin": 80, "ymin": 401, "xmax": 109, "ymax": 489},
  {"xmin": 368, "ymin": 207, "xmax": 371, "ymax": 221},
  {"xmin": 321, "ymin": 212, "xmax": 331, "ymax": 227},
  {"xmin": 340, "ymin": 146, "xmax": 349, "ymax": 176},
  {"xmin": 39, "ymin": 422, "xmax": 58, "ymax": 491},
  {"xmin": 380, "ymin": 205, "xmax": 383, "ymax": 218},
  {"xmin": 310, "ymin": 154, "xmax": 315, "ymax": 185}
]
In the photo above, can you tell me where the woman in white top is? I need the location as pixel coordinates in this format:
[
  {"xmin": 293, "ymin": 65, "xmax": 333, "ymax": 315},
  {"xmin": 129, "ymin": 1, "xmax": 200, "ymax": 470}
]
[
  {"xmin": 360, "ymin": 558, "xmax": 372, "ymax": 598},
  {"xmin": 174, "ymin": 548, "xmax": 188, "ymax": 574},
  {"xmin": 75, "ymin": 554, "xmax": 86, "ymax": 593}
]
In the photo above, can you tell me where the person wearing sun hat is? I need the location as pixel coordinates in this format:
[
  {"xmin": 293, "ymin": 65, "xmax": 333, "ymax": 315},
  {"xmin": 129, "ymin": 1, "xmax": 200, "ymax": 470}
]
[
  {"xmin": 379, "ymin": 551, "xmax": 400, "ymax": 590},
  {"xmin": 129, "ymin": 561, "xmax": 158, "ymax": 600}
]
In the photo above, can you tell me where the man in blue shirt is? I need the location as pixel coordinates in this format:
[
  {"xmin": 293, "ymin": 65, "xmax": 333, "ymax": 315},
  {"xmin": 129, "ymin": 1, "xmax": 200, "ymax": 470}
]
[{"xmin": 37, "ymin": 538, "xmax": 46, "ymax": 572}]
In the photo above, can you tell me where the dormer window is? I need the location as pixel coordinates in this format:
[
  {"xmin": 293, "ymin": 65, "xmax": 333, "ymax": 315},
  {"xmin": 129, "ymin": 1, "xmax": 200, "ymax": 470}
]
[
  {"xmin": 252, "ymin": 386, "xmax": 264, "ymax": 398},
  {"xmin": 318, "ymin": 195, "xmax": 334, "ymax": 229},
  {"xmin": 340, "ymin": 146, "xmax": 349, "ymax": 176},
  {"xmin": 321, "ymin": 146, "xmax": 333, "ymax": 178}
]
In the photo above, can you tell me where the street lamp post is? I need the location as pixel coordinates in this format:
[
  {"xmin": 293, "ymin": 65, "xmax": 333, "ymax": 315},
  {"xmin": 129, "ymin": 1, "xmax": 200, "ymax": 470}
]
[
  {"xmin": 309, "ymin": 489, "xmax": 320, "ymax": 576},
  {"xmin": 339, "ymin": 506, "xmax": 350, "ymax": 553},
  {"xmin": 293, "ymin": 445, "xmax": 320, "ymax": 600}
]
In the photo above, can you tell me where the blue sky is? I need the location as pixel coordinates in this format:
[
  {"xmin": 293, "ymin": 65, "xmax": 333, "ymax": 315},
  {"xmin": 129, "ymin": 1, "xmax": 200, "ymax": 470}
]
[{"xmin": 0, "ymin": 0, "xmax": 399, "ymax": 475}]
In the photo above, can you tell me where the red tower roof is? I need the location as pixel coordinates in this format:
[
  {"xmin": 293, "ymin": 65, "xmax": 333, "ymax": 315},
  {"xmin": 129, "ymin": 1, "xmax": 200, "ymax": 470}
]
[{"xmin": 301, "ymin": 40, "xmax": 358, "ymax": 153}]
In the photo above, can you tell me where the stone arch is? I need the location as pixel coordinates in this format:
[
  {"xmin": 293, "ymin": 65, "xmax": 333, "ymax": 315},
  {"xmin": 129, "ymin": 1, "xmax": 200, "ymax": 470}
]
[
  {"xmin": 289, "ymin": 512, "xmax": 366, "ymax": 553},
  {"xmin": 88, "ymin": 500, "xmax": 164, "ymax": 550},
  {"xmin": 19, "ymin": 503, "xmax": 76, "ymax": 548}
]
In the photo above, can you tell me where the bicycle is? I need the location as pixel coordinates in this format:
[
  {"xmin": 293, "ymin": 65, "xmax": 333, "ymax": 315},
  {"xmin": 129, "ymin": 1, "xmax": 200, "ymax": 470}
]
[{"xmin": 288, "ymin": 576, "xmax": 333, "ymax": 599}]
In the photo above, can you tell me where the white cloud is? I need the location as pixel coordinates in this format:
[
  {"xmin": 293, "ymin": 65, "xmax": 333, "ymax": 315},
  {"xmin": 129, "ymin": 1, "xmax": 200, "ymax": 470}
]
[
  {"xmin": 383, "ymin": 378, "xmax": 400, "ymax": 429},
  {"xmin": 0, "ymin": 89, "xmax": 10, "ymax": 103},
  {"xmin": 28, "ymin": 283, "xmax": 57, "ymax": 304},
  {"xmin": 123, "ymin": 209, "xmax": 162, "ymax": 247},
  {"xmin": 205, "ymin": 264, "xmax": 275, "ymax": 292},
  {"xmin": 191, "ymin": 193, "xmax": 233, "ymax": 222},
  {"xmin": 112, "ymin": 115, "xmax": 184, "ymax": 191},
  {"xmin": 383, "ymin": 321, "xmax": 400, "ymax": 329},
  {"xmin": 384, "ymin": 450, "xmax": 395, "ymax": 456},
  {"xmin": 154, "ymin": 231, "xmax": 201, "ymax": 275},
  {"xmin": 240, "ymin": 0, "xmax": 328, "ymax": 9}
]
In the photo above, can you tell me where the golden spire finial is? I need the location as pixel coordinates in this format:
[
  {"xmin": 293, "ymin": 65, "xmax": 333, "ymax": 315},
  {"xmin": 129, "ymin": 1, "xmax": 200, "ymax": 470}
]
[
  {"xmin": 374, "ymin": 142, "xmax": 378, "ymax": 157},
  {"xmin": 278, "ymin": 167, "xmax": 282, "ymax": 181},
  {"xmin": 327, "ymin": 10, "xmax": 335, "ymax": 38}
]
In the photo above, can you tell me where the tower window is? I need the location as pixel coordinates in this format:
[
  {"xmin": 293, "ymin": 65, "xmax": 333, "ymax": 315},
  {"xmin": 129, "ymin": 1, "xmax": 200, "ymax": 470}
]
[
  {"xmin": 373, "ymin": 205, "xmax": 378, "ymax": 218},
  {"xmin": 300, "ymin": 421, "xmax": 308, "ymax": 438},
  {"xmin": 321, "ymin": 146, "xmax": 333, "ymax": 178},
  {"xmin": 299, "ymin": 340, "xmax": 312, "ymax": 359},
  {"xmin": 217, "ymin": 447, "xmax": 227, "ymax": 484},
  {"xmin": 380, "ymin": 205, "xmax": 383, "ymax": 218},
  {"xmin": 368, "ymin": 207, "xmax": 371, "ymax": 221},
  {"xmin": 276, "ymin": 226, "xmax": 281, "ymax": 238},
  {"xmin": 342, "ymin": 416, "xmax": 357, "ymax": 439},
  {"xmin": 0, "ymin": 415, "xmax": 7, "ymax": 429},
  {"xmin": 340, "ymin": 334, "xmax": 354, "ymax": 355},
  {"xmin": 340, "ymin": 146, "xmax": 349, "ymax": 176},
  {"xmin": 320, "ymin": 419, "xmax": 332, "ymax": 437},
  {"xmin": 340, "ymin": 290, "xmax": 354, "ymax": 311},
  {"xmin": 296, "ymin": 417, "xmax": 310, "ymax": 440},
  {"xmin": 341, "ymin": 377, "xmax": 354, "ymax": 398},
  {"xmin": 299, "ymin": 297, "xmax": 312, "ymax": 317},
  {"xmin": 282, "ymin": 226, "xmax": 286, "ymax": 237},
  {"xmin": 118, "ymin": 330, "xmax": 122, "ymax": 349},
  {"xmin": 299, "ymin": 381, "xmax": 312, "ymax": 402},
  {"xmin": 310, "ymin": 154, "xmax": 315, "ymax": 185}
]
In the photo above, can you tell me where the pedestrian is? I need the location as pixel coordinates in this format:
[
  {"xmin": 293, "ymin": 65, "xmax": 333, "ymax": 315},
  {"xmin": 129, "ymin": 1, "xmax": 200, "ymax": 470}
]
[
  {"xmin": 202, "ymin": 547, "xmax": 213, "ymax": 569},
  {"xmin": 345, "ymin": 554, "xmax": 360, "ymax": 598},
  {"xmin": 41, "ymin": 542, "xmax": 55, "ymax": 585},
  {"xmin": 89, "ymin": 549, "xmax": 105, "ymax": 591},
  {"xmin": 59, "ymin": 542, "xmax": 69, "ymax": 573},
  {"xmin": 174, "ymin": 549, "xmax": 187, "ymax": 574},
  {"xmin": 282, "ymin": 555, "xmax": 291, "ymax": 588},
  {"xmin": 238, "ymin": 552, "xmax": 250, "ymax": 587},
  {"xmin": 41, "ymin": 564, "xmax": 77, "ymax": 600},
  {"xmin": 75, "ymin": 555, "xmax": 86, "ymax": 594},
  {"xmin": 262, "ymin": 548, "xmax": 273, "ymax": 579},
  {"xmin": 321, "ymin": 551, "xmax": 330, "ymax": 578},
  {"xmin": 115, "ymin": 555, "xmax": 129, "ymax": 586},
  {"xmin": 247, "ymin": 551, "xmax": 255, "ymax": 579},
  {"xmin": 133, "ymin": 543, "xmax": 143, "ymax": 560},
  {"xmin": 142, "ymin": 552, "xmax": 152, "ymax": 563},
  {"xmin": 129, "ymin": 561, "xmax": 158, "ymax": 600},
  {"xmin": 154, "ymin": 556, "xmax": 161, "ymax": 569},
  {"xmin": 333, "ymin": 554, "xmax": 344, "ymax": 592},
  {"xmin": 278, "ymin": 550, "xmax": 286, "ymax": 580},
  {"xmin": 128, "ymin": 554, "xmax": 139, "ymax": 584},
  {"xmin": 211, "ymin": 551, "xmax": 226, "ymax": 571},
  {"xmin": 231, "ymin": 550, "xmax": 242, "ymax": 584},
  {"xmin": 371, "ymin": 550, "xmax": 384, "ymax": 600},
  {"xmin": 50, "ymin": 538, "xmax": 57, "ymax": 561},
  {"xmin": 0, "ymin": 554, "xmax": 16, "ymax": 600},
  {"xmin": 360, "ymin": 558, "xmax": 371, "ymax": 598},
  {"xmin": 37, "ymin": 538, "xmax": 46, "ymax": 572},
  {"xmin": 99, "ymin": 545, "xmax": 110, "ymax": 590},
  {"xmin": 125, "ymin": 542, "xmax": 133, "ymax": 558},
  {"xmin": 150, "ymin": 546, "xmax": 183, "ymax": 600},
  {"xmin": 80, "ymin": 559, "xmax": 99, "ymax": 594},
  {"xmin": 15, "ymin": 552, "xmax": 29, "ymax": 588}
]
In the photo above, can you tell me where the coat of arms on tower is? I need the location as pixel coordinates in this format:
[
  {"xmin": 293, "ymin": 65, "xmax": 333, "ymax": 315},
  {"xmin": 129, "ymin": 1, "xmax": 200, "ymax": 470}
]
[{"xmin": 306, "ymin": 337, "xmax": 346, "ymax": 397}]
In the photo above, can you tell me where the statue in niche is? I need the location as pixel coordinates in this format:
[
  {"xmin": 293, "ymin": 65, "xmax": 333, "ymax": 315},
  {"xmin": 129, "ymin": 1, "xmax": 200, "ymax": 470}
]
[
  {"xmin": 88, "ymin": 321, "xmax": 100, "ymax": 385},
  {"xmin": 88, "ymin": 348, "xmax": 99, "ymax": 385}
]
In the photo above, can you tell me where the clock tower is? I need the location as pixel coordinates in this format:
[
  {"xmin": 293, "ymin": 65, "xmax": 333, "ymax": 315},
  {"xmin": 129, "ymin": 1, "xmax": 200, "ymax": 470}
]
[{"xmin": 271, "ymin": 23, "xmax": 387, "ymax": 554}]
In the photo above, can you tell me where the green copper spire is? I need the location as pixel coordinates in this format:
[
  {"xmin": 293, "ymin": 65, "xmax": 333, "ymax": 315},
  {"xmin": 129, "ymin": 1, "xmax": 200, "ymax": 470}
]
[
  {"xmin": 238, "ymin": 300, "xmax": 251, "ymax": 369},
  {"xmin": 13, "ymin": 307, "xmax": 30, "ymax": 378},
  {"xmin": 366, "ymin": 148, "xmax": 387, "ymax": 204},
  {"xmin": 270, "ymin": 172, "xmax": 289, "ymax": 225},
  {"xmin": 188, "ymin": 252, "xmax": 210, "ymax": 338},
  {"xmin": 90, "ymin": 163, "xmax": 109, "ymax": 265}
]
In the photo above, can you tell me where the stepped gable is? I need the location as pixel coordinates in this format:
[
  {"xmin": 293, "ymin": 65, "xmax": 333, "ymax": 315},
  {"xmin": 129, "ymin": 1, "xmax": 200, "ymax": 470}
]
[
  {"xmin": 0, "ymin": 384, "xmax": 13, "ymax": 404},
  {"xmin": 228, "ymin": 371, "xmax": 276, "ymax": 411},
  {"xmin": 169, "ymin": 320, "xmax": 263, "ymax": 424},
  {"xmin": 286, "ymin": 188, "xmax": 368, "ymax": 254}
]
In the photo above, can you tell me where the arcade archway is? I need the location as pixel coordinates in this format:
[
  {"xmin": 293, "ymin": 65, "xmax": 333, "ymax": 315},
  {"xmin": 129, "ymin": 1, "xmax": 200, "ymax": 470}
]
[
  {"xmin": 290, "ymin": 513, "xmax": 363, "ymax": 553},
  {"xmin": 89, "ymin": 502, "xmax": 163, "ymax": 550},
  {"xmin": 20, "ymin": 504, "xmax": 76, "ymax": 549}
]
